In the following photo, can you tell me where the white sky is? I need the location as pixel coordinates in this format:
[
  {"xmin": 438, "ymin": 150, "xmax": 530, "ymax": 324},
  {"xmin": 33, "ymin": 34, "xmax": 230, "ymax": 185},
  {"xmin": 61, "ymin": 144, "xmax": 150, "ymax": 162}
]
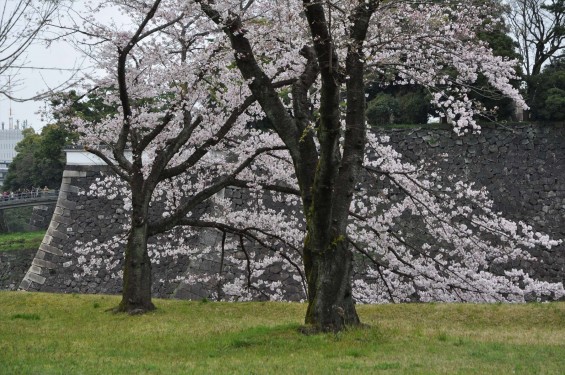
[
  {"xmin": 0, "ymin": 1, "xmax": 123, "ymax": 132},
  {"xmin": 0, "ymin": 39, "xmax": 85, "ymax": 131}
]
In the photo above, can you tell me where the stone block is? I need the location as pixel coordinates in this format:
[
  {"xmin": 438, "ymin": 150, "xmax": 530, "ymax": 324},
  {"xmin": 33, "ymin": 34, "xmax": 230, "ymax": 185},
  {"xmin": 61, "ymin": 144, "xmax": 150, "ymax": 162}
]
[
  {"xmin": 19, "ymin": 279, "xmax": 31, "ymax": 290},
  {"xmin": 465, "ymin": 138, "xmax": 478, "ymax": 145},
  {"xmin": 61, "ymin": 184, "xmax": 80, "ymax": 194},
  {"xmin": 29, "ymin": 265, "xmax": 42, "ymax": 275},
  {"xmin": 42, "ymin": 235, "xmax": 54, "ymax": 245},
  {"xmin": 40, "ymin": 242, "xmax": 62, "ymax": 256},
  {"xmin": 48, "ymin": 228, "xmax": 69, "ymax": 241},
  {"xmin": 26, "ymin": 272, "xmax": 46, "ymax": 285},
  {"xmin": 53, "ymin": 215, "xmax": 74, "ymax": 225},
  {"xmin": 58, "ymin": 199, "xmax": 77, "ymax": 210},
  {"xmin": 63, "ymin": 170, "xmax": 87, "ymax": 178},
  {"xmin": 33, "ymin": 258, "xmax": 56, "ymax": 269}
]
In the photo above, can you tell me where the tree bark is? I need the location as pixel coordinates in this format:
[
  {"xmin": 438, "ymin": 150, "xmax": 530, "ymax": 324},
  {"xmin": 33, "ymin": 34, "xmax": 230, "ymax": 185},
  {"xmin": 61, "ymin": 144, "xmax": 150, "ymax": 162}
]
[
  {"xmin": 300, "ymin": 0, "xmax": 374, "ymax": 332},
  {"xmin": 117, "ymin": 212, "xmax": 155, "ymax": 313},
  {"xmin": 303, "ymin": 233, "xmax": 360, "ymax": 332}
]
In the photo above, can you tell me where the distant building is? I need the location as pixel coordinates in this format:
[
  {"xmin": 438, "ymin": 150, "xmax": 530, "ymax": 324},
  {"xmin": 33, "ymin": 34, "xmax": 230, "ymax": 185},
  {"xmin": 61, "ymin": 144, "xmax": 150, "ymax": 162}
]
[{"xmin": 0, "ymin": 119, "xmax": 26, "ymax": 187}]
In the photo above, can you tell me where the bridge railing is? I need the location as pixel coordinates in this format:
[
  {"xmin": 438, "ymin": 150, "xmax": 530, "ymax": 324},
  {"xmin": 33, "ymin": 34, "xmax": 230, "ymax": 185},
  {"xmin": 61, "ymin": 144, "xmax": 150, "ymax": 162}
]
[{"xmin": 0, "ymin": 190, "xmax": 59, "ymax": 205}]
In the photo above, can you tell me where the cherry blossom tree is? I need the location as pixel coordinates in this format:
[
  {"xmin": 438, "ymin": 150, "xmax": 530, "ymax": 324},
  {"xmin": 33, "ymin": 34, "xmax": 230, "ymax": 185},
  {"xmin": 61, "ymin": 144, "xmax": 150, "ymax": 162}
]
[
  {"xmin": 61, "ymin": 0, "xmax": 564, "ymax": 331},
  {"xmin": 58, "ymin": 0, "xmax": 286, "ymax": 313},
  {"xmin": 196, "ymin": 0, "xmax": 561, "ymax": 332}
]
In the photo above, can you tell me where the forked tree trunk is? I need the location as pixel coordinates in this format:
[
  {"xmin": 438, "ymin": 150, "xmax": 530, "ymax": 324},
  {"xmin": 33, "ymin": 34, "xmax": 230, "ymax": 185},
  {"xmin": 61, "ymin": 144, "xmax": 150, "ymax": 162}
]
[
  {"xmin": 198, "ymin": 0, "xmax": 372, "ymax": 334},
  {"xmin": 117, "ymin": 221, "xmax": 155, "ymax": 313}
]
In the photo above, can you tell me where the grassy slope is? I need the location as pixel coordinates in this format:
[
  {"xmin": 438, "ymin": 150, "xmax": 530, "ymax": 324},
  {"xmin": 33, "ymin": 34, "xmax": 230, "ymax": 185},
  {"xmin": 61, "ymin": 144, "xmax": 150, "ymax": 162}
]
[
  {"xmin": 0, "ymin": 292, "xmax": 564, "ymax": 374},
  {"xmin": 0, "ymin": 231, "xmax": 44, "ymax": 252}
]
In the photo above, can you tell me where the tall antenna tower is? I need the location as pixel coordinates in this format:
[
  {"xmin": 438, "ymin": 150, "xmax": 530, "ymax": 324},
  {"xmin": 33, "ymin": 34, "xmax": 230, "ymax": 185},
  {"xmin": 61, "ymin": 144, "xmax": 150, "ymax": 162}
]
[{"xmin": 8, "ymin": 76, "xmax": 13, "ymax": 130}]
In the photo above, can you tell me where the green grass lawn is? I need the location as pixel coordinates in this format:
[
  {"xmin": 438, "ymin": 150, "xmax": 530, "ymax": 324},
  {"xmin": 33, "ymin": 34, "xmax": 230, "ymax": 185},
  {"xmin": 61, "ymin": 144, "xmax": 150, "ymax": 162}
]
[
  {"xmin": 0, "ymin": 231, "xmax": 44, "ymax": 252},
  {"xmin": 0, "ymin": 292, "xmax": 564, "ymax": 374}
]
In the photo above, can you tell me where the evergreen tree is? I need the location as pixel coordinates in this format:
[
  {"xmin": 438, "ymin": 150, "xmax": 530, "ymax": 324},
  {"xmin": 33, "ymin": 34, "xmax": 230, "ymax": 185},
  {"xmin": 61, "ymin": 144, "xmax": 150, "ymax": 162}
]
[
  {"xmin": 528, "ymin": 58, "xmax": 565, "ymax": 121},
  {"xmin": 2, "ymin": 124, "xmax": 75, "ymax": 192}
]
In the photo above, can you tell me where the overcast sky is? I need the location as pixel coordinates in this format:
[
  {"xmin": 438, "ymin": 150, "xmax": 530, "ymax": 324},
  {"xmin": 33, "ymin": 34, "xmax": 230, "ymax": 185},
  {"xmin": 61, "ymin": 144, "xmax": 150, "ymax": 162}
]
[
  {"xmin": 0, "ymin": 1, "xmax": 118, "ymax": 132},
  {"xmin": 0, "ymin": 40, "xmax": 85, "ymax": 132}
]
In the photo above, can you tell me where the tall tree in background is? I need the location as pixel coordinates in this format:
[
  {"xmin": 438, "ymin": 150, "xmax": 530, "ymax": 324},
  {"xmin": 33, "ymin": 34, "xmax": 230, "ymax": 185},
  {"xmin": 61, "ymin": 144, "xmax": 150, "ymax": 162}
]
[
  {"xmin": 527, "ymin": 57, "xmax": 565, "ymax": 119},
  {"xmin": 2, "ymin": 128, "xmax": 39, "ymax": 191},
  {"xmin": 507, "ymin": 0, "xmax": 565, "ymax": 78},
  {"xmin": 506, "ymin": 0, "xmax": 565, "ymax": 112},
  {"xmin": 49, "ymin": 90, "xmax": 117, "ymax": 126},
  {"xmin": 365, "ymin": 86, "xmax": 430, "ymax": 126}
]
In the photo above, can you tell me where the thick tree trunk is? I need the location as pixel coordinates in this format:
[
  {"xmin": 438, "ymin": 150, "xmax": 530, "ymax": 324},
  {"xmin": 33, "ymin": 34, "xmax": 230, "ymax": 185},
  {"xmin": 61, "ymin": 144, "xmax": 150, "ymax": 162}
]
[
  {"xmin": 117, "ymin": 221, "xmax": 155, "ymax": 313},
  {"xmin": 200, "ymin": 0, "xmax": 373, "ymax": 333},
  {"xmin": 303, "ymin": 233, "xmax": 360, "ymax": 332},
  {"xmin": 298, "ymin": 0, "xmax": 373, "ymax": 333}
]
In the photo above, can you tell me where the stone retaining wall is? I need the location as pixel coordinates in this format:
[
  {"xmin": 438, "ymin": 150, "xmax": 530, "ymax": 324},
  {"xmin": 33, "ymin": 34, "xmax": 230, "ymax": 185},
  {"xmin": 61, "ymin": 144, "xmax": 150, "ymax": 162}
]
[
  {"xmin": 381, "ymin": 122, "xmax": 565, "ymax": 282},
  {"xmin": 17, "ymin": 166, "xmax": 303, "ymax": 300},
  {"xmin": 0, "ymin": 249, "xmax": 36, "ymax": 291},
  {"xmin": 16, "ymin": 123, "xmax": 565, "ymax": 300},
  {"xmin": 28, "ymin": 205, "xmax": 56, "ymax": 231}
]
